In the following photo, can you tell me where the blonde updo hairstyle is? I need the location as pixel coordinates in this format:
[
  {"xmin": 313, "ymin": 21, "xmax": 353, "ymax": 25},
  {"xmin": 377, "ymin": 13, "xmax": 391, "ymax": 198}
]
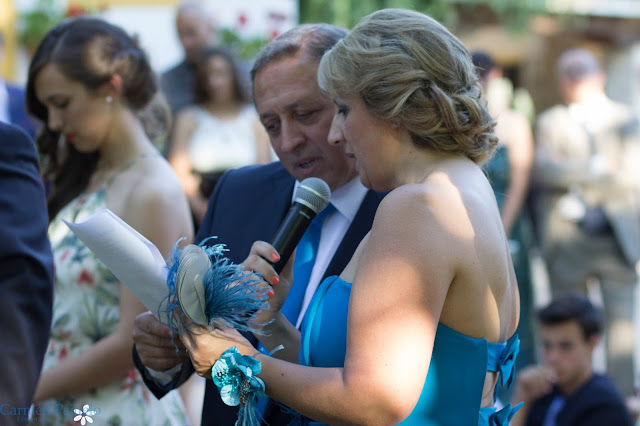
[{"xmin": 318, "ymin": 9, "xmax": 497, "ymax": 165}]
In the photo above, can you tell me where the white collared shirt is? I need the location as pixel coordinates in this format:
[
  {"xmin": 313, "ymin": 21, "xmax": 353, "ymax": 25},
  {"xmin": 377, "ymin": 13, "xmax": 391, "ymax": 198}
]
[{"xmin": 293, "ymin": 177, "xmax": 368, "ymax": 328}]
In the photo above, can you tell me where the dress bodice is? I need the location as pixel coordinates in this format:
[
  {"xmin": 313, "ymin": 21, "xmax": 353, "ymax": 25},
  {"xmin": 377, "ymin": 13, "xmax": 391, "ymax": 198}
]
[
  {"xmin": 299, "ymin": 276, "xmax": 521, "ymax": 425},
  {"xmin": 187, "ymin": 105, "xmax": 259, "ymax": 173}
]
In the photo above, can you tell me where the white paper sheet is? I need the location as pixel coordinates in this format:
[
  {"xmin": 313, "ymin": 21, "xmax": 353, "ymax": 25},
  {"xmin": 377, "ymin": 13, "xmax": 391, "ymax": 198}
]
[{"xmin": 64, "ymin": 208, "xmax": 170, "ymax": 320}]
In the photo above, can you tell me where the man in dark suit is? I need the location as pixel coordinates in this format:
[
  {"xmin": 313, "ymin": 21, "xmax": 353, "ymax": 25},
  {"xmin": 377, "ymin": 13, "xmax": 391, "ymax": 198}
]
[
  {"xmin": 510, "ymin": 293, "xmax": 633, "ymax": 426},
  {"xmin": 0, "ymin": 123, "xmax": 54, "ymax": 425},
  {"xmin": 0, "ymin": 33, "xmax": 37, "ymax": 138},
  {"xmin": 160, "ymin": 1, "xmax": 215, "ymax": 115},
  {"xmin": 132, "ymin": 23, "xmax": 385, "ymax": 425}
]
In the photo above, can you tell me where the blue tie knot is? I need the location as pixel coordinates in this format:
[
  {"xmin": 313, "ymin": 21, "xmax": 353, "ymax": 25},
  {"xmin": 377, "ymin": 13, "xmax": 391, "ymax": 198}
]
[{"xmin": 314, "ymin": 203, "xmax": 335, "ymax": 224}]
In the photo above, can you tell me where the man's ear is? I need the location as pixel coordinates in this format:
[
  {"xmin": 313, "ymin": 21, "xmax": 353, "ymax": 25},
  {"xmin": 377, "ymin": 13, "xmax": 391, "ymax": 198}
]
[{"xmin": 587, "ymin": 334, "xmax": 600, "ymax": 351}]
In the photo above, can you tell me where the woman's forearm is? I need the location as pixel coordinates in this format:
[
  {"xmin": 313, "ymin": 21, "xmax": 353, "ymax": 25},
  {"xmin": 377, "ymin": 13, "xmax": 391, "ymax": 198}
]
[
  {"xmin": 255, "ymin": 355, "xmax": 403, "ymax": 425},
  {"xmin": 33, "ymin": 330, "xmax": 137, "ymax": 402},
  {"xmin": 254, "ymin": 312, "xmax": 301, "ymax": 362}
]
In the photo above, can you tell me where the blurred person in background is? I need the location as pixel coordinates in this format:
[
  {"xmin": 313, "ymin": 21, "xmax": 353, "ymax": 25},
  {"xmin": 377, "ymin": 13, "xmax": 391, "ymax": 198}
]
[
  {"xmin": 0, "ymin": 32, "xmax": 37, "ymax": 138},
  {"xmin": 533, "ymin": 47, "xmax": 640, "ymax": 398},
  {"xmin": 472, "ymin": 51, "xmax": 537, "ymax": 373},
  {"xmin": 26, "ymin": 17, "xmax": 193, "ymax": 425},
  {"xmin": 169, "ymin": 46, "xmax": 271, "ymax": 227},
  {"xmin": 511, "ymin": 292, "xmax": 632, "ymax": 426},
  {"xmin": 161, "ymin": 1, "xmax": 216, "ymax": 126}
]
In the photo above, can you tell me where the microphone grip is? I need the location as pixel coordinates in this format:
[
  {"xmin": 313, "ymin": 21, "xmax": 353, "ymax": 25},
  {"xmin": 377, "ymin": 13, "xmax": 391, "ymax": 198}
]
[{"xmin": 270, "ymin": 203, "xmax": 316, "ymax": 273}]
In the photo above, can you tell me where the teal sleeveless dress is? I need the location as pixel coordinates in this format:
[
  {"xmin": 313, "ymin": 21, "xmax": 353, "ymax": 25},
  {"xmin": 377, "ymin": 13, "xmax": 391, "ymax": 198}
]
[{"xmin": 299, "ymin": 276, "xmax": 522, "ymax": 425}]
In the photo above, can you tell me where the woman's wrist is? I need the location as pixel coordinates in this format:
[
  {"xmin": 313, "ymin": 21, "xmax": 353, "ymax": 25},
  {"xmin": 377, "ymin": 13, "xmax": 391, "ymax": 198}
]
[{"xmin": 252, "ymin": 311, "xmax": 287, "ymax": 338}]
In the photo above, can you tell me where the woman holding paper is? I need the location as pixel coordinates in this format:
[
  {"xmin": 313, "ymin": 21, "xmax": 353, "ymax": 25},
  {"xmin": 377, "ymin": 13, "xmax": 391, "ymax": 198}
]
[{"xmin": 26, "ymin": 18, "xmax": 193, "ymax": 425}]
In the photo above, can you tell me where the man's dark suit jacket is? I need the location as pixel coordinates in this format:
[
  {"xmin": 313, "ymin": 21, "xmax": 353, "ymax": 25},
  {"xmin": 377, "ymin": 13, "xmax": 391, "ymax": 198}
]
[
  {"xmin": 0, "ymin": 123, "xmax": 54, "ymax": 419},
  {"xmin": 133, "ymin": 161, "xmax": 384, "ymax": 425},
  {"xmin": 6, "ymin": 84, "xmax": 37, "ymax": 139},
  {"xmin": 526, "ymin": 374, "xmax": 633, "ymax": 426}
]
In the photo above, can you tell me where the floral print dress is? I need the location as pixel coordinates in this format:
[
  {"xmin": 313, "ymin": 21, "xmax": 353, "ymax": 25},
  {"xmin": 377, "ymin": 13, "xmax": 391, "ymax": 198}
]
[{"xmin": 35, "ymin": 189, "xmax": 189, "ymax": 426}]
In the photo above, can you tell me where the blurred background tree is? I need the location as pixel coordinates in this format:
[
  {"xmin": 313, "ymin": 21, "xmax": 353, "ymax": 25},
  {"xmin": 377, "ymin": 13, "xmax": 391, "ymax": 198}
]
[
  {"xmin": 218, "ymin": 27, "xmax": 269, "ymax": 60},
  {"xmin": 16, "ymin": 0, "xmax": 65, "ymax": 53},
  {"xmin": 299, "ymin": 0, "xmax": 547, "ymax": 31},
  {"xmin": 17, "ymin": 0, "xmax": 106, "ymax": 54}
]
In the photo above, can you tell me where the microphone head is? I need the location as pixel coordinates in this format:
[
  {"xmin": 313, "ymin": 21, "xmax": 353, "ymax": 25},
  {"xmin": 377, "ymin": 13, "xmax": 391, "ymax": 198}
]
[{"xmin": 294, "ymin": 177, "xmax": 331, "ymax": 214}]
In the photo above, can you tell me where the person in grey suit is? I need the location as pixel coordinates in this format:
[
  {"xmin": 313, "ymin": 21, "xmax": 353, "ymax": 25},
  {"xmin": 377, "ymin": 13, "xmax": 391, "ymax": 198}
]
[
  {"xmin": 132, "ymin": 23, "xmax": 385, "ymax": 425},
  {"xmin": 533, "ymin": 48, "xmax": 640, "ymax": 397},
  {"xmin": 0, "ymin": 122, "xmax": 54, "ymax": 425}
]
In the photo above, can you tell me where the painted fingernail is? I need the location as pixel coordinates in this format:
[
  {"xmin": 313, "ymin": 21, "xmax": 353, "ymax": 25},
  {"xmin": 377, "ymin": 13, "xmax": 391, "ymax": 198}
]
[
  {"xmin": 267, "ymin": 288, "xmax": 275, "ymax": 298},
  {"xmin": 271, "ymin": 275, "xmax": 280, "ymax": 285},
  {"xmin": 271, "ymin": 253, "xmax": 279, "ymax": 262}
]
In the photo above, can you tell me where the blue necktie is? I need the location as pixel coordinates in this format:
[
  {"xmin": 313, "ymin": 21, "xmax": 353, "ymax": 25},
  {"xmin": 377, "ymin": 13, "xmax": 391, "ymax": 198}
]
[
  {"xmin": 542, "ymin": 395, "xmax": 565, "ymax": 426},
  {"xmin": 280, "ymin": 203, "xmax": 335, "ymax": 323},
  {"xmin": 256, "ymin": 204, "xmax": 335, "ymax": 418}
]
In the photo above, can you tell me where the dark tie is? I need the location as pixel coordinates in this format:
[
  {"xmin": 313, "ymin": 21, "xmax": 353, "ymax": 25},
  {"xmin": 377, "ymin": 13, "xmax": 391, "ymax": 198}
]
[
  {"xmin": 280, "ymin": 203, "xmax": 335, "ymax": 323},
  {"xmin": 542, "ymin": 395, "xmax": 565, "ymax": 426}
]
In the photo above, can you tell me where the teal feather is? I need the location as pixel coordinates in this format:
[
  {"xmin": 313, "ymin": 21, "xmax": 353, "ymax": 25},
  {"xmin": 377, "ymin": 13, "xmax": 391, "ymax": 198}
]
[{"xmin": 163, "ymin": 237, "xmax": 270, "ymax": 335}]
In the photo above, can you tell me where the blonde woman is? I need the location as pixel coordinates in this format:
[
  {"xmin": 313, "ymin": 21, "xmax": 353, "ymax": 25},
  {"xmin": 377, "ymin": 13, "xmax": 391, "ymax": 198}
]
[{"xmin": 182, "ymin": 9, "xmax": 521, "ymax": 425}]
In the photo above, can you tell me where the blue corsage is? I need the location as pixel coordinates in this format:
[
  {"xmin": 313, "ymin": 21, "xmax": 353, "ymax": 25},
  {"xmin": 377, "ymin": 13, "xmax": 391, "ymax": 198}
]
[{"xmin": 213, "ymin": 346, "xmax": 266, "ymax": 426}]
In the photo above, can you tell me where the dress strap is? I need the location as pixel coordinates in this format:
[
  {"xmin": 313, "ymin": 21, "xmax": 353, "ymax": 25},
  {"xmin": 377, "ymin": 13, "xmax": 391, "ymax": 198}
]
[{"xmin": 104, "ymin": 152, "xmax": 157, "ymax": 190}]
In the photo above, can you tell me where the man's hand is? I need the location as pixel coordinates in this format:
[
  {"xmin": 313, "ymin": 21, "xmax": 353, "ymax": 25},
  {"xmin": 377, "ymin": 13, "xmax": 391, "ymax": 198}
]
[
  {"xmin": 513, "ymin": 365, "xmax": 556, "ymax": 404},
  {"xmin": 133, "ymin": 311, "xmax": 189, "ymax": 371}
]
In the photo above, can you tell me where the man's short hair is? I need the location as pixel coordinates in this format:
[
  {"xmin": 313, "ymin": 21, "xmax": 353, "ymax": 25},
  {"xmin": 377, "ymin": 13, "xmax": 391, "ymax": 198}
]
[
  {"xmin": 250, "ymin": 23, "xmax": 347, "ymax": 82},
  {"xmin": 471, "ymin": 51, "xmax": 495, "ymax": 81},
  {"xmin": 556, "ymin": 48, "xmax": 602, "ymax": 83},
  {"xmin": 537, "ymin": 292, "xmax": 603, "ymax": 339}
]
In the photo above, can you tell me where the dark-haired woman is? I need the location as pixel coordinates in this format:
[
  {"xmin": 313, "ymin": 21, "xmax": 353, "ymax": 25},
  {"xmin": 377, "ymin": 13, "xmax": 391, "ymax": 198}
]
[
  {"xmin": 168, "ymin": 46, "xmax": 271, "ymax": 226},
  {"xmin": 27, "ymin": 18, "xmax": 193, "ymax": 424}
]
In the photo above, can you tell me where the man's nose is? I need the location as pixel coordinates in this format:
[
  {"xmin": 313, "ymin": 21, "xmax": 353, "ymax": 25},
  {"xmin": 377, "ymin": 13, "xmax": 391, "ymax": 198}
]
[{"xmin": 280, "ymin": 121, "xmax": 305, "ymax": 152}]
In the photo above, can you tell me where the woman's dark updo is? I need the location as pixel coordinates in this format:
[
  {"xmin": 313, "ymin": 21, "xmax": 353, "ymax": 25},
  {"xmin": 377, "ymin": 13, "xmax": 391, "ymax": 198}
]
[{"xmin": 26, "ymin": 17, "xmax": 159, "ymax": 220}]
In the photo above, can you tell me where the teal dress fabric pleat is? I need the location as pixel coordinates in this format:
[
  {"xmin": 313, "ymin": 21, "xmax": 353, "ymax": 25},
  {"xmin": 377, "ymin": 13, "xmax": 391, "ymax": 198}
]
[{"xmin": 299, "ymin": 276, "xmax": 522, "ymax": 425}]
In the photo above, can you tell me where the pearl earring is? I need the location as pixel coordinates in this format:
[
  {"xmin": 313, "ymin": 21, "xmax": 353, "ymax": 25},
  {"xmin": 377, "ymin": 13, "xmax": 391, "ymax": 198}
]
[
  {"xmin": 391, "ymin": 122, "xmax": 399, "ymax": 129},
  {"xmin": 106, "ymin": 96, "xmax": 113, "ymax": 103}
]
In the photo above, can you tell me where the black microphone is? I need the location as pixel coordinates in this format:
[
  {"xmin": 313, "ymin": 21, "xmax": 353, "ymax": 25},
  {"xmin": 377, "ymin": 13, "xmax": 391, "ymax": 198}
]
[{"xmin": 270, "ymin": 177, "xmax": 331, "ymax": 273}]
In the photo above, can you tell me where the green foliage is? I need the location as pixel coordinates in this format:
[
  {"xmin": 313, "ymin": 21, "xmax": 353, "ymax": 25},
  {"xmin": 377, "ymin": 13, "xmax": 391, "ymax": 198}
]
[
  {"xmin": 16, "ymin": 0, "xmax": 66, "ymax": 50},
  {"xmin": 299, "ymin": 0, "xmax": 548, "ymax": 31},
  {"xmin": 218, "ymin": 27, "xmax": 269, "ymax": 61}
]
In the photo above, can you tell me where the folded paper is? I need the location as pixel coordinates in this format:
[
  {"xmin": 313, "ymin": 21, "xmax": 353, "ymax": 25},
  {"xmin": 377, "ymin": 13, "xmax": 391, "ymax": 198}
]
[{"xmin": 64, "ymin": 208, "xmax": 171, "ymax": 321}]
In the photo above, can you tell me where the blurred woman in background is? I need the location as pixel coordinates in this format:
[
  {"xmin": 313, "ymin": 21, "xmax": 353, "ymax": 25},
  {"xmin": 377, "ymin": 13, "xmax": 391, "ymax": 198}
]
[{"xmin": 169, "ymin": 46, "xmax": 271, "ymax": 226}]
